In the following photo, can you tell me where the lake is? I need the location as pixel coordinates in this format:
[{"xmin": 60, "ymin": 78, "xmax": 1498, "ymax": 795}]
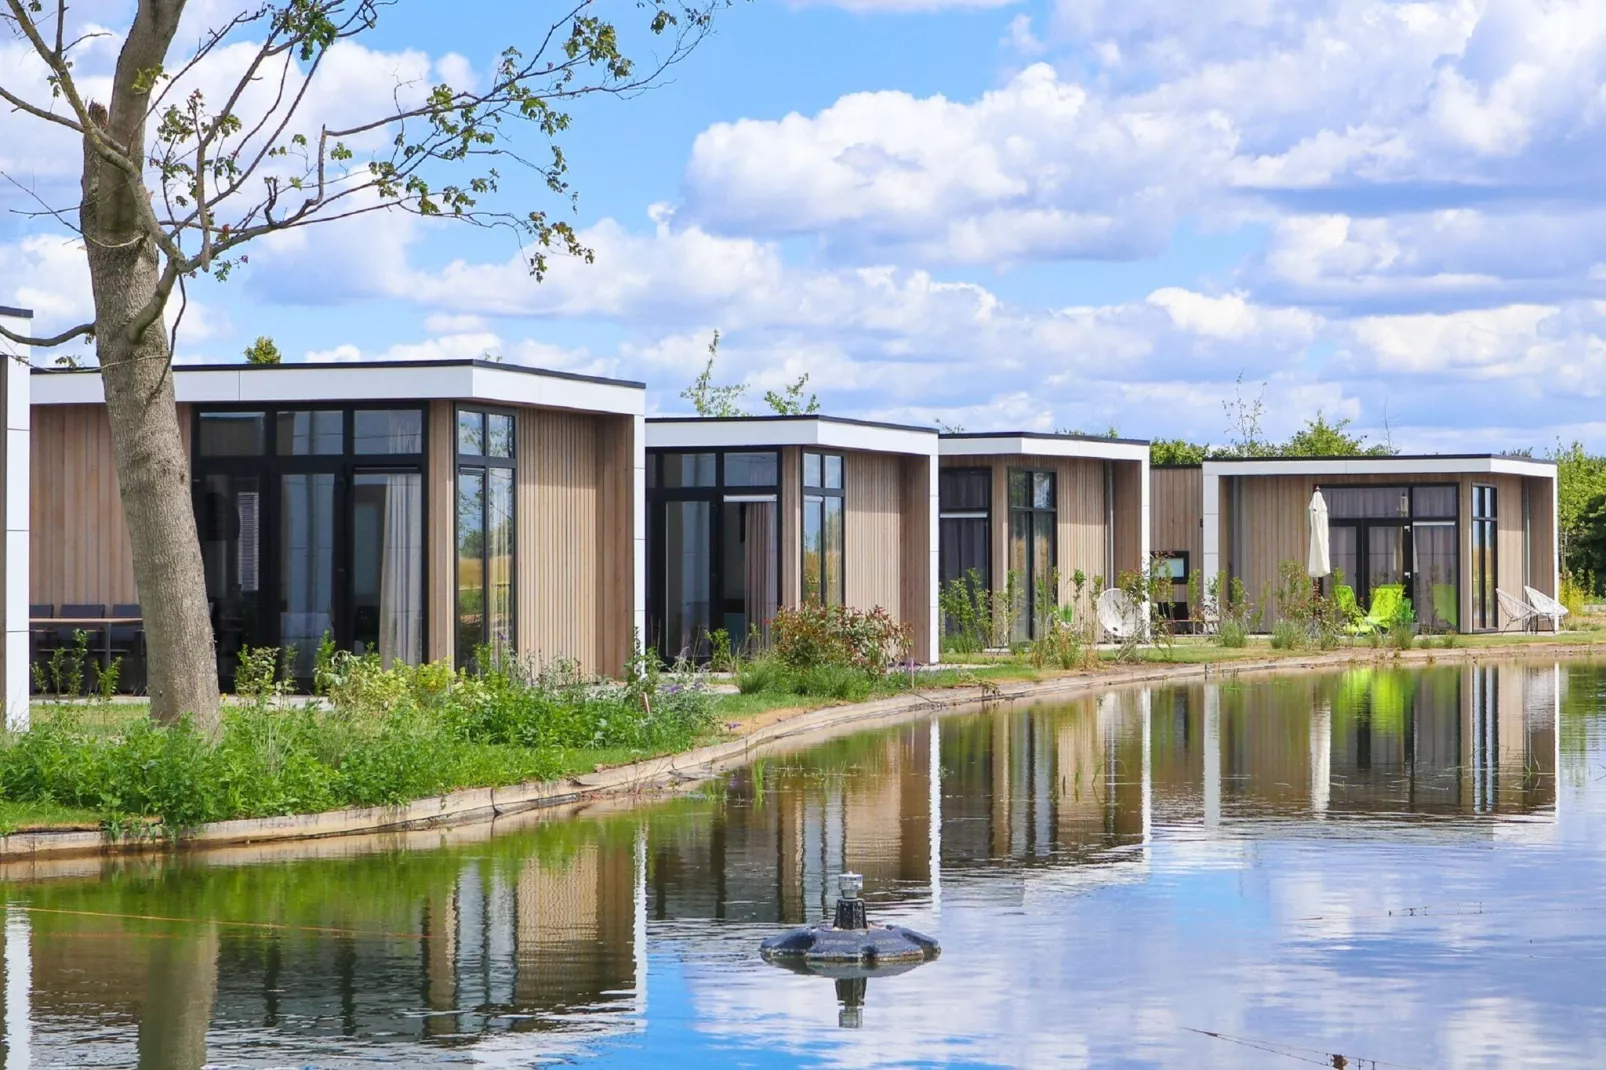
[{"xmin": 1, "ymin": 658, "xmax": 1599, "ymax": 1068}]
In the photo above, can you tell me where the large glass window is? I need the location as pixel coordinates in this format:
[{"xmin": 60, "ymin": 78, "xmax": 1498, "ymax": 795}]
[
  {"xmin": 1323, "ymin": 482, "xmax": 1462, "ymax": 631},
  {"xmin": 939, "ymin": 468, "xmax": 991, "ymax": 634},
  {"xmin": 648, "ymin": 450, "xmax": 781, "ymax": 662},
  {"xmin": 193, "ymin": 404, "xmax": 426, "ymax": 689},
  {"xmin": 1008, "ymin": 469, "xmax": 1056, "ymax": 642},
  {"xmin": 457, "ymin": 407, "xmax": 517, "ymax": 667},
  {"xmin": 1472, "ymin": 484, "xmax": 1498, "ymax": 629},
  {"xmin": 352, "ymin": 472, "xmax": 423, "ymax": 666},
  {"xmin": 803, "ymin": 451, "xmax": 845, "ymax": 606}
]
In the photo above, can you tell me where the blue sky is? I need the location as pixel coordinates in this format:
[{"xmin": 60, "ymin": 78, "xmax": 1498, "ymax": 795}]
[{"xmin": 5, "ymin": 0, "xmax": 1606, "ymax": 450}]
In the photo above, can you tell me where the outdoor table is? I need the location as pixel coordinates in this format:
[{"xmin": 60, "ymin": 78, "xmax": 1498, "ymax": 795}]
[{"xmin": 30, "ymin": 616, "xmax": 143, "ymax": 670}]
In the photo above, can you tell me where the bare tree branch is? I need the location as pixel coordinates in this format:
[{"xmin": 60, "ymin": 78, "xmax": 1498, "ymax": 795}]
[
  {"xmin": 0, "ymin": 320, "xmax": 95, "ymax": 347},
  {"xmin": 0, "ymin": 84, "xmax": 85, "ymax": 133}
]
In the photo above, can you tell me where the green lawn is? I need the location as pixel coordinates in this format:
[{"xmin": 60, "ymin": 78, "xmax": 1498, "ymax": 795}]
[{"xmin": 0, "ymin": 799, "xmax": 104, "ymax": 833}]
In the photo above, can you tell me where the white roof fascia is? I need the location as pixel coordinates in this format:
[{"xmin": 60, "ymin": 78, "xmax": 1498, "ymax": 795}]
[
  {"xmin": 1201, "ymin": 457, "xmax": 1555, "ymax": 481},
  {"xmin": 647, "ymin": 419, "xmax": 937, "ymax": 458},
  {"xmin": 31, "ymin": 363, "xmax": 644, "ymax": 416},
  {"xmin": 940, "ymin": 435, "xmax": 1149, "ymax": 464}
]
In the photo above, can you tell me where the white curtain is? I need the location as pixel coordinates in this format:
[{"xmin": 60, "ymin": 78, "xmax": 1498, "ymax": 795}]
[{"xmin": 378, "ymin": 471, "xmax": 423, "ymax": 666}]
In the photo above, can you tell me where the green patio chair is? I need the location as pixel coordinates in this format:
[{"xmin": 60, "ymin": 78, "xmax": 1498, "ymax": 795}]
[
  {"xmin": 1431, "ymin": 584, "xmax": 1459, "ymax": 632},
  {"xmin": 1336, "ymin": 584, "xmax": 1371, "ymax": 634},
  {"xmin": 1363, "ymin": 584, "xmax": 1408, "ymax": 632}
]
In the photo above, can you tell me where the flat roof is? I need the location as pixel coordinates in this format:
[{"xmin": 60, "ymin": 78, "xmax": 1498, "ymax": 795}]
[
  {"xmin": 647, "ymin": 414, "xmax": 937, "ymax": 457},
  {"xmin": 0, "ymin": 306, "xmax": 33, "ymax": 319},
  {"xmin": 940, "ymin": 431, "xmax": 1150, "ymax": 464},
  {"xmin": 30, "ymin": 358, "xmax": 645, "ymax": 417},
  {"xmin": 1200, "ymin": 454, "xmax": 1555, "ymax": 479}
]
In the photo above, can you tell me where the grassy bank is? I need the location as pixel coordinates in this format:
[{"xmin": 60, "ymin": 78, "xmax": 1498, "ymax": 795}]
[{"xmin": 2, "ymin": 628, "xmax": 1595, "ymax": 837}]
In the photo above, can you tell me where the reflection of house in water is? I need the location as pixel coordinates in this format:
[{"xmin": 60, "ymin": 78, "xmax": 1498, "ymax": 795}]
[{"xmin": 3, "ymin": 821, "xmax": 649, "ymax": 1067}]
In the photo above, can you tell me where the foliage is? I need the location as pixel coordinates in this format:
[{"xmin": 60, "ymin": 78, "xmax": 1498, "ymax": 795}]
[
  {"xmin": 771, "ymin": 603, "xmax": 911, "ymax": 679},
  {"xmin": 764, "ymin": 373, "xmax": 821, "ymax": 415},
  {"xmin": 1197, "ymin": 572, "xmax": 1256, "ymax": 647},
  {"xmin": 0, "ymin": 650, "xmax": 719, "ymax": 831},
  {"xmin": 243, "ymin": 336, "xmax": 282, "ymax": 364},
  {"xmin": 1384, "ymin": 601, "xmax": 1418, "ymax": 652},
  {"xmin": 708, "ymin": 628, "xmax": 735, "ymax": 672},
  {"xmin": 1273, "ymin": 560, "xmax": 1348, "ymax": 651},
  {"xmin": 1280, "ymin": 411, "xmax": 1392, "ymax": 457},
  {"xmin": 1560, "ymin": 571, "xmax": 1591, "ymax": 617},
  {"xmin": 940, "ymin": 569, "xmax": 1026, "ymax": 653},
  {"xmin": 1150, "ymin": 438, "xmax": 1209, "ymax": 465},
  {"xmin": 680, "ymin": 330, "xmax": 747, "ymax": 416},
  {"xmin": 91, "ymin": 657, "xmax": 123, "ymax": 704}
]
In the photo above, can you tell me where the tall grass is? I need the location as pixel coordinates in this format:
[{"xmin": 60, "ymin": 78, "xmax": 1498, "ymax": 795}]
[{"xmin": 0, "ymin": 648, "xmax": 719, "ymax": 832}]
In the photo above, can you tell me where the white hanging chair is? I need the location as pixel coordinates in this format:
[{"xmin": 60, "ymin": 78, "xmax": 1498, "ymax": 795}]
[{"xmin": 1096, "ymin": 588, "xmax": 1144, "ymax": 641}]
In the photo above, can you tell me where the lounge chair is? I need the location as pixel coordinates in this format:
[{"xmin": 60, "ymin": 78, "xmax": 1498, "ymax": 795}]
[
  {"xmin": 1335, "ymin": 585, "xmax": 1368, "ymax": 633},
  {"xmin": 1524, "ymin": 586, "xmax": 1569, "ymax": 633},
  {"xmin": 1096, "ymin": 589, "xmax": 1145, "ymax": 641},
  {"xmin": 1361, "ymin": 584, "xmax": 1408, "ymax": 633},
  {"xmin": 1497, "ymin": 589, "xmax": 1541, "ymax": 632}
]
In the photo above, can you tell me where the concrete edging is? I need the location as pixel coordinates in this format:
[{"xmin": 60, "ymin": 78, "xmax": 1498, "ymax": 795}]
[{"xmin": 2, "ymin": 639, "xmax": 1596, "ymax": 860}]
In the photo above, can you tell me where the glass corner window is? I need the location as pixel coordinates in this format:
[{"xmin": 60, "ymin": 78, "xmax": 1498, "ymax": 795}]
[
  {"xmin": 455, "ymin": 407, "xmax": 517, "ymax": 667},
  {"xmin": 457, "ymin": 409, "xmax": 485, "ymax": 456},
  {"xmin": 803, "ymin": 452, "xmax": 823, "ymax": 489}
]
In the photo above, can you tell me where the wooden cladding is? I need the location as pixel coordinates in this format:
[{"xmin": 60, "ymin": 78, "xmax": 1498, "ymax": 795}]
[
  {"xmin": 31, "ymin": 404, "xmax": 192, "ymax": 607},
  {"xmin": 1150, "ymin": 467, "xmax": 1204, "ymax": 582},
  {"xmin": 1217, "ymin": 471, "xmax": 1556, "ymax": 630},
  {"xmin": 941, "ymin": 454, "xmax": 1144, "ymax": 603}
]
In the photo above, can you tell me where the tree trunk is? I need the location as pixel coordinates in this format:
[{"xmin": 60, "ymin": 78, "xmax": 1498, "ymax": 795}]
[{"xmin": 80, "ymin": 0, "xmax": 220, "ymax": 733}]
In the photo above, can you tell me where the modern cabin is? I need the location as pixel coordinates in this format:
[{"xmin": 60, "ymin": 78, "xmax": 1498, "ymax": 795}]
[
  {"xmin": 644, "ymin": 416, "xmax": 940, "ymax": 664},
  {"xmin": 30, "ymin": 359, "xmax": 644, "ymax": 688},
  {"xmin": 0, "ymin": 307, "xmax": 31, "ymax": 725},
  {"xmin": 937, "ymin": 433, "xmax": 1150, "ymax": 641},
  {"xmin": 1151, "ymin": 456, "xmax": 1560, "ymax": 632}
]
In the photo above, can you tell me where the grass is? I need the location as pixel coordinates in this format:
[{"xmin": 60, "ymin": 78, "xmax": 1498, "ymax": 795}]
[{"xmin": 0, "ymin": 799, "xmax": 104, "ymax": 832}]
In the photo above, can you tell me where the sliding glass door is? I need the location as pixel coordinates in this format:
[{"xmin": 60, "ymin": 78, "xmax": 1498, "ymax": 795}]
[
  {"xmin": 193, "ymin": 405, "xmax": 427, "ymax": 688},
  {"xmin": 1325, "ymin": 483, "xmax": 1459, "ymax": 629}
]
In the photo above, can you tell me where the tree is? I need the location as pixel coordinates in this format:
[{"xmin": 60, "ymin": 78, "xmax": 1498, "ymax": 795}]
[
  {"xmin": 1218, "ymin": 372, "xmax": 1274, "ymax": 458},
  {"xmin": 680, "ymin": 330, "xmax": 747, "ymax": 416},
  {"xmin": 0, "ymin": 0, "xmax": 725, "ymax": 731},
  {"xmin": 1281, "ymin": 411, "xmax": 1392, "ymax": 457},
  {"xmin": 1150, "ymin": 438, "xmax": 1208, "ymax": 465},
  {"xmin": 763, "ymin": 372, "xmax": 819, "ymax": 415},
  {"xmin": 1550, "ymin": 440, "xmax": 1606, "ymax": 585},
  {"xmin": 243, "ymin": 335, "xmax": 281, "ymax": 365}
]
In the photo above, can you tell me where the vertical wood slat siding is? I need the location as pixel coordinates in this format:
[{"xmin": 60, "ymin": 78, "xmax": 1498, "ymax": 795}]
[
  {"xmin": 426, "ymin": 400, "xmax": 455, "ymax": 663},
  {"xmin": 524, "ymin": 409, "xmax": 601, "ymax": 673},
  {"xmin": 844, "ymin": 451, "xmax": 904, "ymax": 618},
  {"xmin": 1526, "ymin": 476, "xmax": 1558, "ymax": 597},
  {"xmin": 900, "ymin": 455, "xmax": 934, "ymax": 661},
  {"xmin": 939, "ymin": 454, "xmax": 1110, "ymax": 604},
  {"xmin": 1150, "ymin": 467, "xmax": 1204, "ymax": 588},
  {"xmin": 596, "ymin": 414, "xmax": 634, "ymax": 674},
  {"xmin": 1219, "ymin": 470, "xmax": 1555, "ymax": 630},
  {"xmin": 1111, "ymin": 459, "xmax": 1144, "ymax": 576}
]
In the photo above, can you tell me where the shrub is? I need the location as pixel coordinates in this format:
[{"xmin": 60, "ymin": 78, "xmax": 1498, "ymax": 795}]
[
  {"xmin": 1270, "ymin": 618, "xmax": 1307, "ymax": 651},
  {"xmin": 1216, "ymin": 618, "xmax": 1249, "ymax": 648},
  {"xmin": 771, "ymin": 603, "xmax": 911, "ymax": 679},
  {"xmin": 939, "ymin": 570, "xmax": 993, "ymax": 656}
]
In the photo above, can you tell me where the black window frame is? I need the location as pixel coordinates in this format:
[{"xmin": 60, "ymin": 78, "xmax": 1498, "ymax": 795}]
[
  {"xmin": 189, "ymin": 402, "xmax": 429, "ymax": 688},
  {"xmin": 455, "ymin": 405, "xmax": 518, "ymax": 668},
  {"xmin": 939, "ymin": 467, "xmax": 992, "ymax": 634},
  {"xmin": 802, "ymin": 451, "xmax": 846, "ymax": 608},
  {"xmin": 1471, "ymin": 483, "xmax": 1498, "ymax": 631},
  {"xmin": 1007, "ymin": 467, "xmax": 1057, "ymax": 641},
  {"xmin": 1322, "ymin": 482, "xmax": 1462, "ymax": 631},
  {"xmin": 646, "ymin": 449, "xmax": 783, "ymax": 662}
]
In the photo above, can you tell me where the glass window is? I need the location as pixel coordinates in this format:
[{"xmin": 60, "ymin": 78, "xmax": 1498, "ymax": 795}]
[
  {"xmin": 457, "ymin": 410, "xmax": 484, "ymax": 456},
  {"xmin": 825, "ymin": 454, "xmax": 844, "ymax": 490},
  {"xmin": 1326, "ymin": 486, "xmax": 1409, "ymax": 519},
  {"xmin": 940, "ymin": 468, "xmax": 990, "ymax": 512},
  {"xmin": 1032, "ymin": 471, "xmax": 1054, "ymax": 509},
  {"xmin": 456, "ymin": 468, "xmax": 486, "ymax": 666},
  {"xmin": 803, "ymin": 452, "xmax": 823, "ymax": 489},
  {"xmin": 352, "ymin": 472, "xmax": 423, "ymax": 666},
  {"xmin": 198, "ymin": 412, "xmax": 265, "ymax": 456},
  {"xmin": 802, "ymin": 494, "xmax": 845, "ymax": 606},
  {"xmin": 1472, "ymin": 484, "xmax": 1498, "ymax": 629},
  {"xmin": 198, "ymin": 473, "xmax": 263, "ymax": 690},
  {"xmin": 354, "ymin": 409, "xmax": 423, "ymax": 454},
  {"xmin": 663, "ymin": 453, "xmax": 717, "ymax": 488},
  {"xmin": 1008, "ymin": 469, "xmax": 1029, "ymax": 508},
  {"xmin": 1413, "ymin": 486, "xmax": 1457, "ymax": 519},
  {"xmin": 1008, "ymin": 469, "xmax": 1057, "ymax": 642},
  {"xmin": 276, "ymin": 410, "xmax": 343, "ymax": 455},
  {"xmin": 663, "ymin": 500, "xmax": 714, "ymax": 659},
  {"xmin": 487, "ymin": 468, "xmax": 515, "ymax": 651},
  {"xmin": 724, "ymin": 451, "xmax": 778, "ymax": 487},
  {"xmin": 487, "ymin": 413, "xmax": 514, "ymax": 459}
]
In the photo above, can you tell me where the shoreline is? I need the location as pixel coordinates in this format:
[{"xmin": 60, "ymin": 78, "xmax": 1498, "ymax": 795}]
[{"xmin": 2, "ymin": 639, "xmax": 1597, "ymax": 864}]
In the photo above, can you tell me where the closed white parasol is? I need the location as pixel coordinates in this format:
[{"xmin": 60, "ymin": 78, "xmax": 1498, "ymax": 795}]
[{"xmin": 1307, "ymin": 488, "xmax": 1331, "ymax": 579}]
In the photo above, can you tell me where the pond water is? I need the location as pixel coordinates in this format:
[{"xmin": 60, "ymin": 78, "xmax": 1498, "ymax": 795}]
[{"xmin": 2, "ymin": 659, "xmax": 1602, "ymax": 1068}]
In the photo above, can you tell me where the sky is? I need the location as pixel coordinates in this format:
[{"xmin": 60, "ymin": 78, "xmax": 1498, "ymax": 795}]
[{"xmin": 4, "ymin": 0, "xmax": 1606, "ymax": 451}]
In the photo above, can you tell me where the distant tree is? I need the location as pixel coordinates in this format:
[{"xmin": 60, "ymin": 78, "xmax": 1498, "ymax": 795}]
[
  {"xmin": 1150, "ymin": 438, "xmax": 1209, "ymax": 465},
  {"xmin": 764, "ymin": 372, "xmax": 820, "ymax": 415},
  {"xmin": 680, "ymin": 331, "xmax": 748, "ymax": 417},
  {"xmin": 1550, "ymin": 441, "xmax": 1606, "ymax": 588},
  {"xmin": 1572, "ymin": 493, "xmax": 1606, "ymax": 590},
  {"xmin": 938, "ymin": 421, "xmax": 964, "ymax": 433},
  {"xmin": 243, "ymin": 336, "xmax": 282, "ymax": 365},
  {"xmin": 1281, "ymin": 411, "xmax": 1392, "ymax": 457},
  {"xmin": 1219, "ymin": 373, "xmax": 1275, "ymax": 458},
  {"xmin": 1056, "ymin": 425, "xmax": 1120, "ymax": 438}
]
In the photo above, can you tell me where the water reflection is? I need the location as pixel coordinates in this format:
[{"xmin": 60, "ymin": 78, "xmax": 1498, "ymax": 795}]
[{"xmin": 0, "ymin": 660, "xmax": 1587, "ymax": 1068}]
